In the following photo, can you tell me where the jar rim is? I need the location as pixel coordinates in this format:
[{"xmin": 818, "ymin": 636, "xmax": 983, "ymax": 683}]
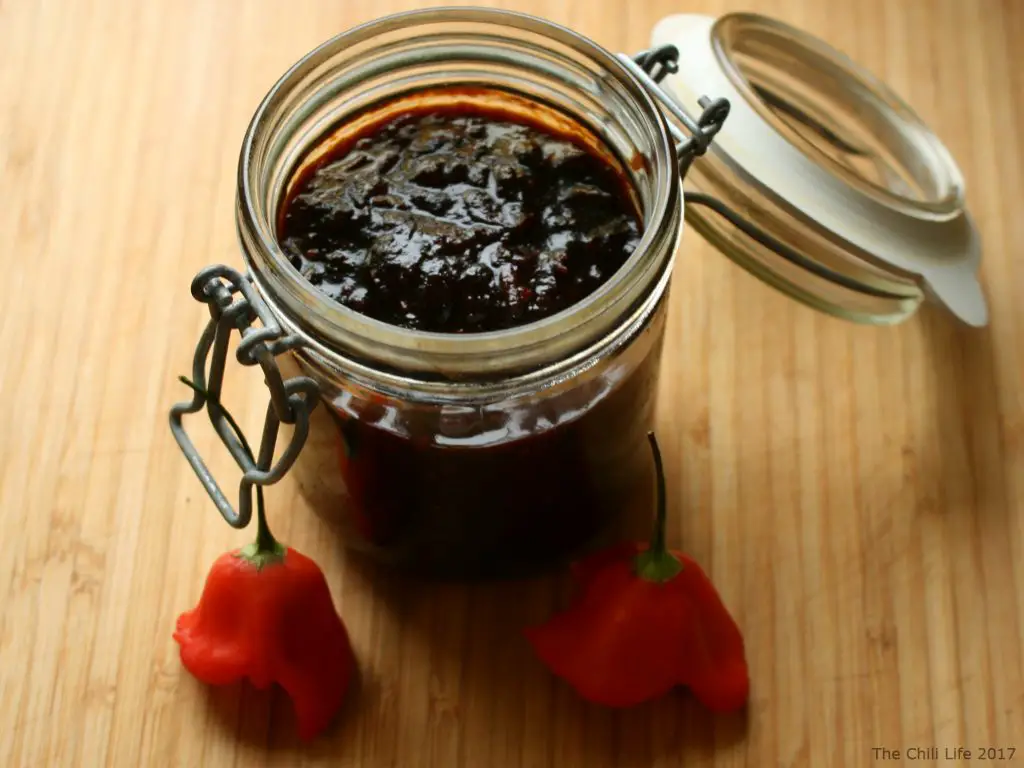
[{"xmin": 235, "ymin": 7, "xmax": 681, "ymax": 380}]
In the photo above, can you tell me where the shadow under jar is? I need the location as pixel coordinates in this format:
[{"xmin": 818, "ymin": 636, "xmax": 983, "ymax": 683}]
[{"xmin": 231, "ymin": 9, "xmax": 682, "ymax": 580}]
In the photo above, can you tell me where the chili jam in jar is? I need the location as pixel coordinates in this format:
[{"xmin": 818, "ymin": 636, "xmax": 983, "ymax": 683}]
[
  {"xmin": 278, "ymin": 92, "xmax": 643, "ymax": 334},
  {"xmin": 233, "ymin": 9, "xmax": 684, "ymax": 579}
]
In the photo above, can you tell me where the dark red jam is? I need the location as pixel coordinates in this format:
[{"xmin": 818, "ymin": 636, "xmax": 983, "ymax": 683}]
[
  {"xmin": 279, "ymin": 92, "xmax": 664, "ymax": 579},
  {"xmin": 279, "ymin": 101, "xmax": 641, "ymax": 333},
  {"xmin": 287, "ymin": 325, "xmax": 664, "ymax": 580}
]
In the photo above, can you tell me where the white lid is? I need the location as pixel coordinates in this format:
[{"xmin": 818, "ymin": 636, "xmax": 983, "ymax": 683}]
[{"xmin": 650, "ymin": 12, "xmax": 987, "ymax": 326}]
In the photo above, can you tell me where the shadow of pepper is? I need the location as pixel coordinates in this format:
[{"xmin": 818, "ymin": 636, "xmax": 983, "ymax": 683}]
[
  {"xmin": 197, "ymin": 647, "xmax": 367, "ymax": 754},
  {"xmin": 200, "ymin": 679, "xmax": 294, "ymax": 752}
]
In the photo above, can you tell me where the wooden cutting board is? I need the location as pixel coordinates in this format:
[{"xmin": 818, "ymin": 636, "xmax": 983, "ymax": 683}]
[{"xmin": 1, "ymin": 0, "xmax": 1021, "ymax": 765}]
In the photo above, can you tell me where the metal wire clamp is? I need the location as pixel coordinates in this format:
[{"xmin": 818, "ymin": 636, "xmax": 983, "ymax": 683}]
[{"xmin": 169, "ymin": 265, "xmax": 319, "ymax": 529}]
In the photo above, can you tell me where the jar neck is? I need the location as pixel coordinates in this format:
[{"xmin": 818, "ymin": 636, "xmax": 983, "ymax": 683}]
[{"xmin": 236, "ymin": 8, "xmax": 680, "ymax": 386}]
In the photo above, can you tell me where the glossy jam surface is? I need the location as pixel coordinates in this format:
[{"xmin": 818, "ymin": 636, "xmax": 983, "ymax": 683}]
[{"xmin": 280, "ymin": 105, "xmax": 641, "ymax": 333}]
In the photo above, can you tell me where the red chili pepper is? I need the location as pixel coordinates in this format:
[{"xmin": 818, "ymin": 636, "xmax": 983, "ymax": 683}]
[
  {"xmin": 173, "ymin": 379, "xmax": 354, "ymax": 741},
  {"xmin": 524, "ymin": 432, "xmax": 749, "ymax": 712}
]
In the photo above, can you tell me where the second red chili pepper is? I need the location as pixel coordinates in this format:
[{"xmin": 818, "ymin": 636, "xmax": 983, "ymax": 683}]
[{"xmin": 524, "ymin": 431, "xmax": 749, "ymax": 711}]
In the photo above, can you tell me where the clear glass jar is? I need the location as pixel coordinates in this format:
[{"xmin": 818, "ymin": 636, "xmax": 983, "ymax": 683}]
[{"xmin": 235, "ymin": 8, "xmax": 682, "ymax": 579}]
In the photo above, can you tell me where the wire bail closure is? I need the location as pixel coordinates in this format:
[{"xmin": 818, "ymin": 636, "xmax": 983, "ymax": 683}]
[{"xmin": 169, "ymin": 265, "xmax": 319, "ymax": 529}]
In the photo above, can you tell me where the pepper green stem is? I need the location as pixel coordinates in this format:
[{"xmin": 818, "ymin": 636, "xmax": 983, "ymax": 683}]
[
  {"xmin": 241, "ymin": 485, "xmax": 285, "ymax": 567},
  {"xmin": 634, "ymin": 431, "xmax": 683, "ymax": 582},
  {"xmin": 179, "ymin": 376, "xmax": 285, "ymax": 568}
]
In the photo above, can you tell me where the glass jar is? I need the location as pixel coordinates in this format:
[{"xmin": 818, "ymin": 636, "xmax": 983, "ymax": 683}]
[
  {"xmin": 237, "ymin": 8, "xmax": 680, "ymax": 579},
  {"xmin": 171, "ymin": 8, "xmax": 985, "ymax": 581}
]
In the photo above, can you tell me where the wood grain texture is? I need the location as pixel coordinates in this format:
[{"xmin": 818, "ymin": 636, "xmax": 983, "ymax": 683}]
[{"xmin": 1, "ymin": 0, "xmax": 1021, "ymax": 766}]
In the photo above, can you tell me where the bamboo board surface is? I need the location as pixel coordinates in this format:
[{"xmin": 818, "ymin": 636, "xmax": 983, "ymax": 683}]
[{"xmin": 1, "ymin": 0, "xmax": 1022, "ymax": 766}]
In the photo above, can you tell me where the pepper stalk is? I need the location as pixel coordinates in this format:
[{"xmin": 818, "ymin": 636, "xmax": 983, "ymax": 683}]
[
  {"xmin": 179, "ymin": 376, "xmax": 285, "ymax": 568},
  {"xmin": 634, "ymin": 431, "xmax": 683, "ymax": 582}
]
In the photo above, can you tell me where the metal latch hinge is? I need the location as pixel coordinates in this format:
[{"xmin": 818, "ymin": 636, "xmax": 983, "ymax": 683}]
[
  {"xmin": 626, "ymin": 44, "xmax": 731, "ymax": 177},
  {"xmin": 169, "ymin": 265, "xmax": 319, "ymax": 529}
]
